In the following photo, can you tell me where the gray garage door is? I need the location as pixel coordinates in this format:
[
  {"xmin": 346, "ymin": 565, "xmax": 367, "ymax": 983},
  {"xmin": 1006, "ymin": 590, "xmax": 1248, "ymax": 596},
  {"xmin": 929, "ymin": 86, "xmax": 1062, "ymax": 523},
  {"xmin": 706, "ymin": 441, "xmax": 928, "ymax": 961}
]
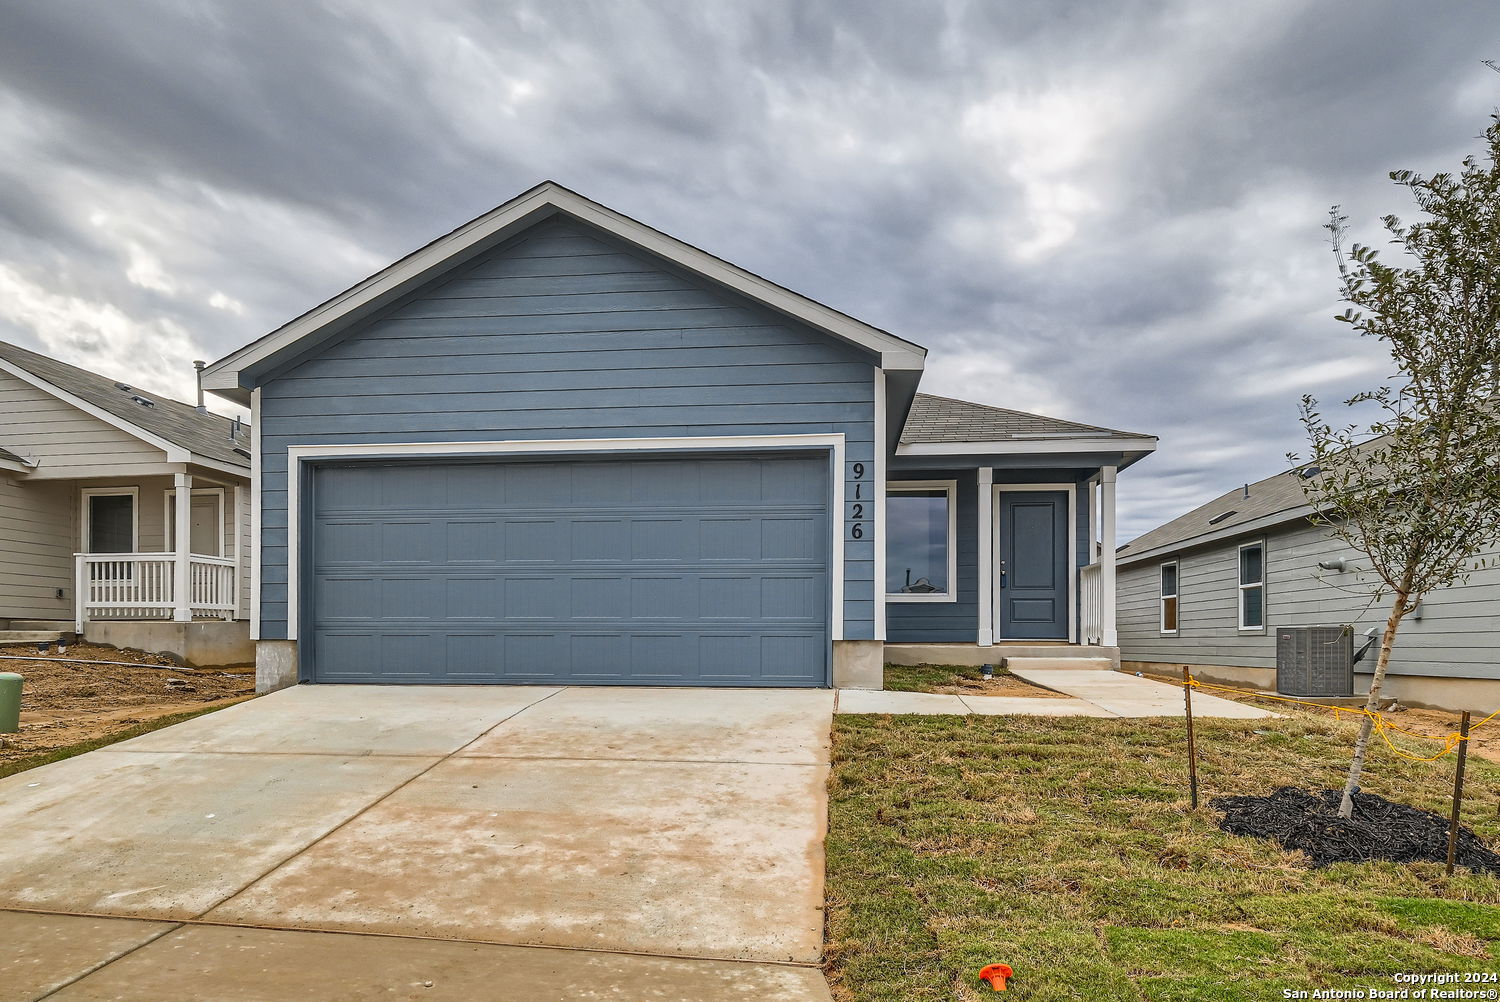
[{"xmin": 307, "ymin": 453, "xmax": 830, "ymax": 685}]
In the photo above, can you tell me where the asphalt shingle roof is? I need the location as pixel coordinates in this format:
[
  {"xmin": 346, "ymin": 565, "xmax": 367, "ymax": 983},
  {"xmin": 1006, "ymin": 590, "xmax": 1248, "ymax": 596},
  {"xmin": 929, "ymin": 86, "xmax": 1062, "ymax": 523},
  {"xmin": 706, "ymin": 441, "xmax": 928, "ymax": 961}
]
[
  {"xmin": 0, "ymin": 341, "xmax": 250, "ymax": 469},
  {"xmin": 900, "ymin": 392, "xmax": 1151, "ymax": 444}
]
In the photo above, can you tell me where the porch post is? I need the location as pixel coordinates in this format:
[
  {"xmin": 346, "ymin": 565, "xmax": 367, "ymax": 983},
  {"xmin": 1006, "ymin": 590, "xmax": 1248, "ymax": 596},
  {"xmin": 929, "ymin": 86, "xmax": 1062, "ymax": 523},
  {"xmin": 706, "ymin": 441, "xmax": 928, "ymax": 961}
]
[
  {"xmin": 976, "ymin": 467, "xmax": 994, "ymax": 646},
  {"xmin": 231, "ymin": 483, "xmax": 243, "ymax": 620},
  {"xmin": 1100, "ymin": 465, "xmax": 1118, "ymax": 647},
  {"xmin": 172, "ymin": 471, "xmax": 193, "ymax": 622}
]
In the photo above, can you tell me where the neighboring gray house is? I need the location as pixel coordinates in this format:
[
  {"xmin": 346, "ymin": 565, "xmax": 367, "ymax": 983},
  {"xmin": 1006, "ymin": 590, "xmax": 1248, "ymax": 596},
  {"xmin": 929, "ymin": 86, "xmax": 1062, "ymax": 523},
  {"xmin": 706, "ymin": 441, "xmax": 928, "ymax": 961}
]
[
  {"xmin": 203, "ymin": 182, "xmax": 1155, "ymax": 692},
  {"xmin": 1116, "ymin": 455, "xmax": 1500, "ymax": 712},
  {"xmin": 0, "ymin": 341, "xmax": 253, "ymax": 665}
]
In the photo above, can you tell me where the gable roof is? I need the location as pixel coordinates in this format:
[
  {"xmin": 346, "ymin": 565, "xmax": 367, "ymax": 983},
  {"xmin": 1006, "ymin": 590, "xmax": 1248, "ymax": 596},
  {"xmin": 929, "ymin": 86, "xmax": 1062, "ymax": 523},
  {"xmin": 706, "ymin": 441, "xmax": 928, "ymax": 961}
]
[
  {"xmin": 203, "ymin": 181, "xmax": 928, "ymax": 405},
  {"xmin": 0, "ymin": 340, "xmax": 250, "ymax": 471},
  {"xmin": 1119, "ymin": 462, "xmax": 1324, "ymax": 563},
  {"xmin": 1118, "ymin": 434, "xmax": 1403, "ymax": 563},
  {"xmin": 901, "ymin": 392, "xmax": 1150, "ymax": 444}
]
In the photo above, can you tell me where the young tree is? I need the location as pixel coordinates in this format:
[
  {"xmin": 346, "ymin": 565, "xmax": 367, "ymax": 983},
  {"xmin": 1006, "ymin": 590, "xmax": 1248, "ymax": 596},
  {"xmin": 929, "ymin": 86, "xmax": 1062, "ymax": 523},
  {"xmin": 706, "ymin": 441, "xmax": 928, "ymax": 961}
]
[{"xmin": 1297, "ymin": 113, "xmax": 1500, "ymax": 820}]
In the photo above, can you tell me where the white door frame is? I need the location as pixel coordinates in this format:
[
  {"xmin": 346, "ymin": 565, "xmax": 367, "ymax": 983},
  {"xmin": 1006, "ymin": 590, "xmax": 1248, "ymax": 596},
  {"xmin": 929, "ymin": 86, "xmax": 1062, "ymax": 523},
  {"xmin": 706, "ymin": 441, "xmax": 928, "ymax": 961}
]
[
  {"xmin": 281, "ymin": 433, "xmax": 848, "ymax": 642},
  {"xmin": 164, "ymin": 486, "xmax": 226, "ymax": 556},
  {"xmin": 991, "ymin": 483, "xmax": 1078, "ymax": 643}
]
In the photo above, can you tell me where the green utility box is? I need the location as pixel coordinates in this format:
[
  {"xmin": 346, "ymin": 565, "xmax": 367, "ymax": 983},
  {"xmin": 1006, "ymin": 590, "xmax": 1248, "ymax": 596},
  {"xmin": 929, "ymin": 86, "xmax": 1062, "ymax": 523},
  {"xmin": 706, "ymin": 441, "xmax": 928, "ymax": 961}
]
[{"xmin": 0, "ymin": 672, "xmax": 21, "ymax": 734}]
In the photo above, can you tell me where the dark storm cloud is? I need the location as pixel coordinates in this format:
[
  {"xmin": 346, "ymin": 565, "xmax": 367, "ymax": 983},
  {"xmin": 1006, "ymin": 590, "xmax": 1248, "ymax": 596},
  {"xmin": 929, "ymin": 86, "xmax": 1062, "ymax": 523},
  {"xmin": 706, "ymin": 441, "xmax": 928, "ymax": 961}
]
[{"xmin": 0, "ymin": 0, "xmax": 1495, "ymax": 536}]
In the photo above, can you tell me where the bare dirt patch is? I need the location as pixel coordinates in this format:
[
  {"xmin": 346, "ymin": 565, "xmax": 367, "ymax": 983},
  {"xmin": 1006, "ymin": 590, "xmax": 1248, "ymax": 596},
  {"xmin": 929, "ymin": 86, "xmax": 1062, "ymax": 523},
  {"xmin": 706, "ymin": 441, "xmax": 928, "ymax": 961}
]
[
  {"xmin": 1136, "ymin": 669, "xmax": 1500, "ymax": 764},
  {"xmin": 0, "ymin": 644, "xmax": 254, "ymax": 761},
  {"xmin": 929, "ymin": 674, "xmax": 1069, "ymax": 698}
]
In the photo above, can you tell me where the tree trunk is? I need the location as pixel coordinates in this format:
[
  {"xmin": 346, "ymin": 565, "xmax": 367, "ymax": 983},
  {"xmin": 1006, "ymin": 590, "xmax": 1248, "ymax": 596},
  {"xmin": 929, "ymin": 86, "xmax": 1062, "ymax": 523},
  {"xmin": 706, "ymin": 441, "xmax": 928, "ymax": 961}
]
[{"xmin": 1338, "ymin": 593, "xmax": 1409, "ymax": 819}]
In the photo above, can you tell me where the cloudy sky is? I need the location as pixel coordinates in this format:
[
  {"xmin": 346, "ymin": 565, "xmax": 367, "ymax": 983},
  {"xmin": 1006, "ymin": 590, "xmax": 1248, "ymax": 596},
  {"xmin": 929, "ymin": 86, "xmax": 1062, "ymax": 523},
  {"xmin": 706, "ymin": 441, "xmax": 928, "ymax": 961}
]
[{"xmin": 0, "ymin": 1, "xmax": 1494, "ymax": 537}]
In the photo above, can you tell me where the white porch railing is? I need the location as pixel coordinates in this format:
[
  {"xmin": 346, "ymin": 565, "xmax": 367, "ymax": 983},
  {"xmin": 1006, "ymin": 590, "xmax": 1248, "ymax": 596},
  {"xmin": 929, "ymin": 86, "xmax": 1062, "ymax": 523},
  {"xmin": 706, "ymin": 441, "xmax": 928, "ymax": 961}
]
[
  {"xmin": 75, "ymin": 553, "xmax": 237, "ymax": 626},
  {"xmin": 1079, "ymin": 561, "xmax": 1103, "ymax": 645}
]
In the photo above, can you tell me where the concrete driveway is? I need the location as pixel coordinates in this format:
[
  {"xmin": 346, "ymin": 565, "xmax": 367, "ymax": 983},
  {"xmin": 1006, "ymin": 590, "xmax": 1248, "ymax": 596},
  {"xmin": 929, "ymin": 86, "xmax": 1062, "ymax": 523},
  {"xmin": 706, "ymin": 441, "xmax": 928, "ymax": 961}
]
[{"xmin": 0, "ymin": 685, "xmax": 835, "ymax": 1002}]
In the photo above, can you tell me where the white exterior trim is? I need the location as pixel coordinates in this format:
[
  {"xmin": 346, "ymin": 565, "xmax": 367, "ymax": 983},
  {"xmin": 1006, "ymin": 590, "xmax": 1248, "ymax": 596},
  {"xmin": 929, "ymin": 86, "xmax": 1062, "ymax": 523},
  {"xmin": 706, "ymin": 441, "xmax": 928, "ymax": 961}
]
[
  {"xmin": 0, "ymin": 357, "xmax": 251, "ymax": 477},
  {"xmin": 885, "ymin": 480, "xmax": 959, "ymax": 603},
  {"xmin": 79, "ymin": 486, "xmax": 140, "ymax": 552},
  {"xmin": 203, "ymin": 182, "xmax": 926, "ymax": 396},
  {"xmin": 249, "ymin": 389, "xmax": 261, "ymax": 641},
  {"xmin": 1159, "ymin": 558, "xmax": 1180, "ymax": 635},
  {"xmin": 1237, "ymin": 539, "xmax": 1267, "ymax": 631},
  {"xmin": 1099, "ymin": 465, "xmax": 1117, "ymax": 647},
  {"xmin": 991, "ymin": 483, "xmax": 1078, "ymax": 643},
  {"xmin": 976, "ymin": 467, "xmax": 995, "ymax": 646},
  {"xmin": 872, "ymin": 370, "xmax": 887, "ymax": 641},
  {"xmin": 164, "ymin": 486, "xmax": 226, "ymax": 557},
  {"xmin": 0, "ymin": 357, "xmax": 186, "ymax": 463},
  {"xmin": 282, "ymin": 433, "xmax": 849, "ymax": 643},
  {"xmin": 0, "ymin": 454, "xmax": 34, "ymax": 474},
  {"xmin": 897, "ymin": 437, "xmax": 1157, "ymax": 458}
]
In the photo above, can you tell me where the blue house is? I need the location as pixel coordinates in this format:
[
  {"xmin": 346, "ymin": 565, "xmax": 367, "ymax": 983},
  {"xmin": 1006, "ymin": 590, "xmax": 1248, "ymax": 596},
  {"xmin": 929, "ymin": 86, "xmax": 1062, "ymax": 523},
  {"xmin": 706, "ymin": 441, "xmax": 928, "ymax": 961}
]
[{"xmin": 202, "ymin": 183, "xmax": 1155, "ymax": 691}]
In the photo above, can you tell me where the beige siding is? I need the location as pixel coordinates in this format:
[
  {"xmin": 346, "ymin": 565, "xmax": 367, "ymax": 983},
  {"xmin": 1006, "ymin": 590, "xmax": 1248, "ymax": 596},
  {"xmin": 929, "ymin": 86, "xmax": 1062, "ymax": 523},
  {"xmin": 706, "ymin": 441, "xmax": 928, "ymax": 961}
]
[
  {"xmin": 0, "ymin": 474, "xmax": 73, "ymax": 620},
  {"xmin": 1118, "ymin": 519, "xmax": 1500, "ymax": 681},
  {"xmin": 0, "ymin": 369, "xmax": 166, "ymax": 476}
]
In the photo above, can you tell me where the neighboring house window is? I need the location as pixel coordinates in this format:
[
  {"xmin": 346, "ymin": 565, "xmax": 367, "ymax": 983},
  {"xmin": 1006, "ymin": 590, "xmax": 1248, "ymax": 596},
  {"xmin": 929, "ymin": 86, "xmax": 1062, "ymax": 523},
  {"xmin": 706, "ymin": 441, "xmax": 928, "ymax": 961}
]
[
  {"xmin": 1159, "ymin": 560, "xmax": 1179, "ymax": 634},
  {"xmin": 82, "ymin": 489, "xmax": 137, "ymax": 553},
  {"xmin": 886, "ymin": 481, "xmax": 957, "ymax": 602},
  {"xmin": 1238, "ymin": 541, "xmax": 1265, "ymax": 630}
]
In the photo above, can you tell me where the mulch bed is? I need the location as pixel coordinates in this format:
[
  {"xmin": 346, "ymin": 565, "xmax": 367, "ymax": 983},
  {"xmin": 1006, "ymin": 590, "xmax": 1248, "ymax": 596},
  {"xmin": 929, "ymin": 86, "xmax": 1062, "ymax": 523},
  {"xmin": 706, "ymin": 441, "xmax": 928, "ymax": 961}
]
[{"xmin": 1212, "ymin": 785, "xmax": 1500, "ymax": 874}]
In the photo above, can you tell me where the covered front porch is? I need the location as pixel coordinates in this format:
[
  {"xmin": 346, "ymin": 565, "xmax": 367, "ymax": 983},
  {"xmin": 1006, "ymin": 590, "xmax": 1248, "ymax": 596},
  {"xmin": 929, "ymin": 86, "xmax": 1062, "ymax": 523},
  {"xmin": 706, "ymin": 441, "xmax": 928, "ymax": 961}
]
[
  {"xmin": 874, "ymin": 391, "xmax": 1155, "ymax": 673},
  {"xmin": 72, "ymin": 470, "xmax": 249, "ymax": 630}
]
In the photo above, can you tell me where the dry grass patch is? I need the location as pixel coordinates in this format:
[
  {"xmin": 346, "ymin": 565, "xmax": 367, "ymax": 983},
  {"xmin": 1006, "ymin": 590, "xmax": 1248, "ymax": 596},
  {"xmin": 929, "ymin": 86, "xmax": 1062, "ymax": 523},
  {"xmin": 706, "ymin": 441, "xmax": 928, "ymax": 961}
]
[{"xmin": 825, "ymin": 712, "xmax": 1500, "ymax": 1001}]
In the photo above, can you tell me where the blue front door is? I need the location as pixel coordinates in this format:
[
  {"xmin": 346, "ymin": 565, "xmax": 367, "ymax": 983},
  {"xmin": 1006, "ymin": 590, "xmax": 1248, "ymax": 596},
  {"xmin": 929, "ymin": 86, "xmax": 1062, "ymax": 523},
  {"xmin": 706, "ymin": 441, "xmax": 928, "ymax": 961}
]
[{"xmin": 997, "ymin": 492, "xmax": 1069, "ymax": 640}]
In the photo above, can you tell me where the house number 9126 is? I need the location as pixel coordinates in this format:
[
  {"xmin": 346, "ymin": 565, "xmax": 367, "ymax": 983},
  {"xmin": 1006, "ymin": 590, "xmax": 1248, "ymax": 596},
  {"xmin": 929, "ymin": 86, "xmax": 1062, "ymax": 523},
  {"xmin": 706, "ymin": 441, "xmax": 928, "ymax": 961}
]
[{"xmin": 849, "ymin": 462, "xmax": 865, "ymax": 539}]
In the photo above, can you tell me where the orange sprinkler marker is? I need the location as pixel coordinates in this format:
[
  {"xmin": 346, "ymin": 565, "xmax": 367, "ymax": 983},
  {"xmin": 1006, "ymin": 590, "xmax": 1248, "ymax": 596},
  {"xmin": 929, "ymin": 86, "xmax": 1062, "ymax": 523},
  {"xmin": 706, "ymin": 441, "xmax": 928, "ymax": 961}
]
[{"xmin": 978, "ymin": 964, "xmax": 1014, "ymax": 991}]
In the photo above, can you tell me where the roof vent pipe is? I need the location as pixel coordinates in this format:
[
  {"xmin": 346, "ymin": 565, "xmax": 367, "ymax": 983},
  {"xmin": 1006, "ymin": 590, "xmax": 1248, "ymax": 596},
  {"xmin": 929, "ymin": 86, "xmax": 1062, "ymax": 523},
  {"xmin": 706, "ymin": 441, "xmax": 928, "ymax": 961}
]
[
  {"xmin": 1242, "ymin": 483, "xmax": 1250, "ymax": 499},
  {"xmin": 193, "ymin": 360, "xmax": 207, "ymax": 414}
]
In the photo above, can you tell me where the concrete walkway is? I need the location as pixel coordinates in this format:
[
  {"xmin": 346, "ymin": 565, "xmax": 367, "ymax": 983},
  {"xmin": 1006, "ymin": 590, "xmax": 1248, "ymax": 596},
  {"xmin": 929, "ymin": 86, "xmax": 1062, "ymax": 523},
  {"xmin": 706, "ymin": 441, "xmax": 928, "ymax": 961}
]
[
  {"xmin": 0, "ymin": 686, "xmax": 835, "ymax": 1002},
  {"xmin": 837, "ymin": 670, "xmax": 1274, "ymax": 719}
]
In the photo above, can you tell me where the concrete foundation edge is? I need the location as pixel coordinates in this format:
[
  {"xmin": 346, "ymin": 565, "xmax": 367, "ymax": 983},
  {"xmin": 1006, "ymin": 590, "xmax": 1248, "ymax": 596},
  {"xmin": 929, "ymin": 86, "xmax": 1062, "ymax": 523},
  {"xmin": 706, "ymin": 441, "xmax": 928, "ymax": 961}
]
[
  {"xmin": 1122, "ymin": 660, "xmax": 1500, "ymax": 715},
  {"xmin": 256, "ymin": 640, "xmax": 299, "ymax": 693},
  {"xmin": 833, "ymin": 640, "xmax": 884, "ymax": 689},
  {"xmin": 83, "ymin": 621, "xmax": 253, "ymax": 667}
]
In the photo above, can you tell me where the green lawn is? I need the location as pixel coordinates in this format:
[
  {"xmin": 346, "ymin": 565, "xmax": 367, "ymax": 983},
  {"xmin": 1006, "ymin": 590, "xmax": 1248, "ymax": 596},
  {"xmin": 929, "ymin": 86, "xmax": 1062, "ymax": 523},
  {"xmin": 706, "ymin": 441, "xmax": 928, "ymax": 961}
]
[{"xmin": 825, "ymin": 711, "xmax": 1500, "ymax": 1001}]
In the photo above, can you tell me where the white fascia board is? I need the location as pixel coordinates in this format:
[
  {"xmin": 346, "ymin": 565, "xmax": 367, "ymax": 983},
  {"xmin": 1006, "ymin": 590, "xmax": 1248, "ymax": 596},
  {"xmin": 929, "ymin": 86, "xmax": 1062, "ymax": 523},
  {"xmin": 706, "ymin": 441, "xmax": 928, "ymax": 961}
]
[
  {"xmin": 0, "ymin": 357, "xmax": 187, "ymax": 463},
  {"xmin": 204, "ymin": 183, "xmax": 926, "ymax": 389},
  {"xmin": 896, "ymin": 437, "xmax": 1158, "ymax": 458},
  {"xmin": 1117, "ymin": 504, "xmax": 1320, "ymax": 567},
  {"xmin": 0, "ymin": 457, "xmax": 33, "ymax": 474}
]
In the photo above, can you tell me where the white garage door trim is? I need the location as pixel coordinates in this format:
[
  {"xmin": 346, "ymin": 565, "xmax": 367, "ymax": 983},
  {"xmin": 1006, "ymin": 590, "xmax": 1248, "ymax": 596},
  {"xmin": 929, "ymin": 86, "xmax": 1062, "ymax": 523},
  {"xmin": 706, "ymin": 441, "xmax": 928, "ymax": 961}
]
[{"xmin": 283, "ymin": 434, "xmax": 848, "ymax": 643}]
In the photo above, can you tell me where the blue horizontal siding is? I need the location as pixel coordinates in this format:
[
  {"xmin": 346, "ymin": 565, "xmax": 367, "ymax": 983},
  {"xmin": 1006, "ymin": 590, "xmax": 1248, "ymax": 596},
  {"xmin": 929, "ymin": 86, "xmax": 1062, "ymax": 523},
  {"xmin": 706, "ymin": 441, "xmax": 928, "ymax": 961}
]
[
  {"xmin": 886, "ymin": 469, "xmax": 980, "ymax": 644},
  {"xmin": 257, "ymin": 217, "xmax": 877, "ymax": 643}
]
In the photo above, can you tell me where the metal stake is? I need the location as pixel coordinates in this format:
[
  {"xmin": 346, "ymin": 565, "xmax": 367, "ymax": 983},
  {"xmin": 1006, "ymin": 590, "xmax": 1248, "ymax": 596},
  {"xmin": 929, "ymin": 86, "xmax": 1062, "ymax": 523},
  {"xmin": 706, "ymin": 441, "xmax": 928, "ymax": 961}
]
[
  {"xmin": 1184, "ymin": 665, "xmax": 1198, "ymax": 811},
  {"xmin": 1446, "ymin": 710, "xmax": 1471, "ymax": 877}
]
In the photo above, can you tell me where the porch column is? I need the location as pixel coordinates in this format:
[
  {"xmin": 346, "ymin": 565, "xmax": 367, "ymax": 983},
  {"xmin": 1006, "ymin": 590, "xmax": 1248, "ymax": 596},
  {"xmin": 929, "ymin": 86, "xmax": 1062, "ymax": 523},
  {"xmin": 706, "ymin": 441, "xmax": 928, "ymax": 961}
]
[
  {"xmin": 976, "ymin": 467, "xmax": 994, "ymax": 646},
  {"xmin": 1100, "ymin": 464, "xmax": 1118, "ymax": 647},
  {"xmin": 173, "ymin": 471, "xmax": 193, "ymax": 622}
]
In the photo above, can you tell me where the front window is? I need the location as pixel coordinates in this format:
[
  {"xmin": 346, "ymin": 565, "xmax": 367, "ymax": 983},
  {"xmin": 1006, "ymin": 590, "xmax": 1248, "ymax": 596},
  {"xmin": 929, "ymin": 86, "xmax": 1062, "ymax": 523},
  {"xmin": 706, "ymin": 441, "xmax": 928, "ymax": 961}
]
[
  {"xmin": 1160, "ymin": 560, "xmax": 1179, "ymax": 634},
  {"xmin": 886, "ymin": 482, "xmax": 956, "ymax": 601},
  {"xmin": 86, "ymin": 492, "xmax": 135, "ymax": 553},
  {"xmin": 1238, "ymin": 542, "xmax": 1265, "ymax": 630}
]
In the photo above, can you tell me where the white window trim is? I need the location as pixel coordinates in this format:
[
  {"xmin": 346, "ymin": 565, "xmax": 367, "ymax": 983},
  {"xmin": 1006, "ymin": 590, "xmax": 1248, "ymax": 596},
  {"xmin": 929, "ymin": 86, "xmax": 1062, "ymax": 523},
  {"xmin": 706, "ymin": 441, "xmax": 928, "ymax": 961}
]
[
  {"xmin": 1159, "ymin": 558, "xmax": 1179, "ymax": 635},
  {"xmin": 1237, "ymin": 540, "xmax": 1266, "ymax": 632},
  {"xmin": 885, "ymin": 480, "xmax": 959, "ymax": 603},
  {"xmin": 991, "ymin": 483, "xmax": 1079, "ymax": 642},
  {"xmin": 164, "ymin": 487, "xmax": 226, "ymax": 557},
  {"xmin": 79, "ymin": 487, "xmax": 140, "ymax": 554},
  {"xmin": 282, "ymin": 434, "xmax": 848, "ymax": 642}
]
